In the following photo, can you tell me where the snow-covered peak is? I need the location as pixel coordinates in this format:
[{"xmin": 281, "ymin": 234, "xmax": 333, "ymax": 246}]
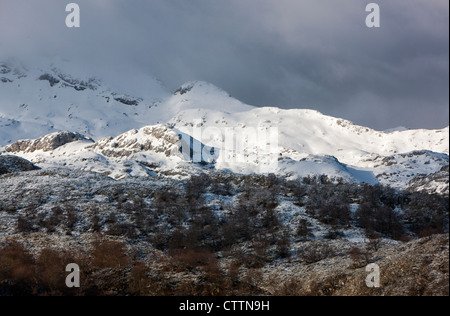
[
  {"xmin": 5, "ymin": 131, "xmax": 93, "ymax": 153},
  {"xmin": 165, "ymin": 81, "xmax": 254, "ymax": 115},
  {"xmin": 91, "ymin": 124, "xmax": 181, "ymax": 159},
  {"xmin": 0, "ymin": 59, "xmax": 170, "ymax": 145},
  {"xmin": 1, "ymin": 58, "xmax": 448, "ymax": 193}
]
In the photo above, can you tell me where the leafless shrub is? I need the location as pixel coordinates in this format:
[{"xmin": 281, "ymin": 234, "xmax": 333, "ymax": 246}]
[
  {"xmin": 276, "ymin": 233, "xmax": 291, "ymax": 260},
  {"xmin": 297, "ymin": 219, "xmax": 313, "ymax": 241},
  {"xmin": 16, "ymin": 216, "xmax": 34, "ymax": 233},
  {"xmin": 107, "ymin": 222, "xmax": 137, "ymax": 239},
  {"xmin": 348, "ymin": 247, "xmax": 370, "ymax": 268},
  {"xmin": 168, "ymin": 249, "xmax": 216, "ymax": 272},
  {"xmin": 92, "ymin": 241, "xmax": 130, "ymax": 269},
  {"xmin": 272, "ymin": 278, "xmax": 306, "ymax": 296},
  {"xmin": 299, "ymin": 242, "xmax": 336, "ymax": 264},
  {"xmin": 128, "ymin": 261, "xmax": 151, "ymax": 296},
  {"xmin": 0, "ymin": 241, "xmax": 35, "ymax": 295},
  {"xmin": 35, "ymin": 248, "xmax": 78, "ymax": 295},
  {"xmin": 91, "ymin": 215, "xmax": 102, "ymax": 232},
  {"xmin": 185, "ymin": 174, "xmax": 211, "ymax": 201}
]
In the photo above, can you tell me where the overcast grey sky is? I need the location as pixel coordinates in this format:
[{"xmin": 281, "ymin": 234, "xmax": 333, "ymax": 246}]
[{"xmin": 0, "ymin": 0, "xmax": 448, "ymax": 130}]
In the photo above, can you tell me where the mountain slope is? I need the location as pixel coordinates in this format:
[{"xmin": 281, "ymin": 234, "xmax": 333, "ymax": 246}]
[
  {"xmin": 1, "ymin": 59, "xmax": 448, "ymax": 194},
  {"xmin": 170, "ymin": 107, "xmax": 449, "ymax": 165},
  {"xmin": 170, "ymin": 107, "xmax": 448, "ymax": 191},
  {"xmin": 0, "ymin": 59, "xmax": 169, "ymax": 144},
  {"xmin": 3, "ymin": 125, "xmax": 216, "ymax": 180},
  {"xmin": 0, "ymin": 61, "xmax": 254, "ymax": 146},
  {"xmin": 3, "ymin": 123, "xmax": 447, "ymax": 194}
]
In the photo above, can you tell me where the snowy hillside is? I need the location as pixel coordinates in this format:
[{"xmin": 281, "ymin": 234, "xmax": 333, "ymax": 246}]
[
  {"xmin": 0, "ymin": 59, "xmax": 448, "ymax": 194},
  {"xmin": 170, "ymin": 107, "xmax": 449, "ymax": 164},
  {"xmin": 171, "ymin": 107, "xmax": 448, "ymax": 192},
  {"xmin": 0, "ymin": 60, "xmax": 253, "ymax": 146},
  {"xmin": 0, "ymin": 59, "xmax": 169, "ymax": 144}
]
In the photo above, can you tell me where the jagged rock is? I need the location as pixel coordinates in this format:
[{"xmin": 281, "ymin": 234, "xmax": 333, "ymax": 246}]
[
  {"xmin": 113, "ymin": 96, "xmax": 141, "ymax": 106},
  {"xmin": 0, "ymin": 63, "xmax": 12, "ymax": 74},
  {"xmin": 5, "ymin": 131, "xmax": 94, "ymax": 153},
  {"xmin": 174, "ymin": 83, "xmax": 194, "ymax": 95},
  {"xmin": 91, "ymin": 124, "xmax": 181, "ymax": 158},
  {"xmin": 368, "ymin": 151, "xmax": 449, "ymax": 191},
  {"xmin": 408, "ymin": 165, "xmax": 450, "ymax": 196},
  {"xmin": 0, "ymin": 155, "xmax": 40, "ymax": 175},
  {"xmin": 38, "ymin": 73, "xmax": 60, "ymax": 87},
  {"xmin": 1, "ymin": 77, "xmax": 13, "ymax": 83}
]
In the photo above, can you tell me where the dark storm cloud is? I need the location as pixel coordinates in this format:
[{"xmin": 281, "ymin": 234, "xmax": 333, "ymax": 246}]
[{"xmin": 0, "ymin": 0, "xmax": 448, "ymax": 130}]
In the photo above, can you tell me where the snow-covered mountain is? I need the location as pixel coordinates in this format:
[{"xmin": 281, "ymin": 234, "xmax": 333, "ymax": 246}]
[
  {"xmin": 0, "ymin": 60, "xmax": 253, "ymax": 145},
  {"xmin": 0, "ymin": 59, "xmax": 170, "ymax": 144},
  {"xmin": 1, "ymin": 59, "xmax": 449, "ymax": 194}
]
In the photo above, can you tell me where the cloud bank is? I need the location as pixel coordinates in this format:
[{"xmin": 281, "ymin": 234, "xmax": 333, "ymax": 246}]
[{"xmin": 0, "ymin": 0, "xmax": 448, "ymax": 130}]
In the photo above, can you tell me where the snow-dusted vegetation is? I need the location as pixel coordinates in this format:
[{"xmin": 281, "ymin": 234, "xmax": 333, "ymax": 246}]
[{"xmin": 0, "ymin": 165, "xmax": 448, "ymax": 295}]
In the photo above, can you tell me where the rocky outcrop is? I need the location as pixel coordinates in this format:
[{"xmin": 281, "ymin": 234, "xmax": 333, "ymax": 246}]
[
  {"xmin": 408, "ymin": 165, "xmax": 449, "ymax": 196},
  {"xmin": 367, "ymin": 150, "xmax": 449, "ymax": 192},
  {"xmin": 0, "ymin": 155, "xmax": 40, "ymax": 175},
  {"xmin": 5, "ymin": 131, "xmax": 94, "ymax": 153},
  {"xmin": 90, "ymin": 124, "xmax": 182, "ymax": 158}
]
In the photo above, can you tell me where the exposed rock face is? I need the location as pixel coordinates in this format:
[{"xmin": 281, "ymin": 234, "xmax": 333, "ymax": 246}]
[
  {"xmin": 5, "ymin": 131, "xmax": 94, "ymax": 153},
  {"xmin": 368, "ymin": 150, "xmax": 449, "ymax": 193},
  {"xmin": 90, "ymin": 124, "xmax": 182, "ymax": 158},
  {"xmin": 0, "ymin": 155, "xmax": 40, "ymax": 175},
  {"xmin": 408, "ymin": 165, "xmax": 450, "ymax": 196},
  {"xmin": 89, "ymin": 123, "xmax": 216, "ymax": 164}
]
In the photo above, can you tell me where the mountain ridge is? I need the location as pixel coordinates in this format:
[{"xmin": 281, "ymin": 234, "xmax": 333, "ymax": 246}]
[{"xmin": 1, "ymin": 59, "xmax": 448, "ymax": 194}]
